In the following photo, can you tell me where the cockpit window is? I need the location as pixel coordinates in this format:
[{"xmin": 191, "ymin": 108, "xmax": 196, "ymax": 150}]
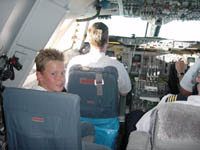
[
  {"xmin": 159, "ymin": 20, "xmax": 200, "ymax": 41},
  {"xmin": 90, "ymin": 16, "xmax": 148, "ymax": 37},
  {"xmin": 45, "ymin": 19, "xmax": 89, "ymax": 51}
]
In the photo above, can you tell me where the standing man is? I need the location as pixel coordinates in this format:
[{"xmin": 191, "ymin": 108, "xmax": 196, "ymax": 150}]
[{"xmin": 65, "ymin": 22, "xmax": 131, "ymax": 96}]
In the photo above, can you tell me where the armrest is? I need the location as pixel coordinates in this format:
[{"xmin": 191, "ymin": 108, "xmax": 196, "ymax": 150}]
[
  {"xmin": 82, "ymin": 142, "xmax": 112, "ymax": 150},
  {"xmin": 118, "ymin": 95, "xmax": 126, "ymax": 122},
  {"xmin": 81, "ymin": 121, "xmax": 95, "ymax": 143},
  {"xmin": 127, "ymin": 131, "xmax": 151, "ymax": 150}
]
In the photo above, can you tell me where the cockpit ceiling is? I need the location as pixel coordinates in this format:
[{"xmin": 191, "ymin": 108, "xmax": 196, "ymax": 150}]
[
  {"xmin": 50, "ymin": 0, "xmax": 200, "ymax": 22},
  {"xmin": 121, "ymin": 0, "xmax": 200, "ymax": 22}
]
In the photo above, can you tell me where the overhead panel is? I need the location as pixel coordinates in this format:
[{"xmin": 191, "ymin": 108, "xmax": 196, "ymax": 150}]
[
  {"xmin": 99, "ymin": 0, "xmax": 120, "ymax": 16},
  {"xmin": 122, "ymin": 0, "xmax": 200, "ymax": 22},
  {"xmin": 17, "ymin": 0, "xmax": 66, "ymax": 51}
]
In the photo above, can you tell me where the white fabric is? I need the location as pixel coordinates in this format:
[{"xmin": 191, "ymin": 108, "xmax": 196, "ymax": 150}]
[
  {"xmin": 180, "ymin": 58, "xmax": 200, "ymax": 92},
  {"xmin": 32, "ymin": 85, "xmax": 46, "ymax": 91},
  {"xmin": 136, "ymin": 94, "xmax": 173, "ymax": 133},
  {"xmin": 136, "ymin": 94, "xmax": 200, "ymax": 133},
  {"xmin": 177, "ymin": 95, "xmax": 200, "ymax": 107},
  {"xmin": 65, "ymin": 48, "xmax": 131, "ymax": 94}
]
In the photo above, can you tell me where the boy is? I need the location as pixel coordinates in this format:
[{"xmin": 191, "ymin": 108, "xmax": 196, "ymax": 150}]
[{"xmin": 32, "ymin": 48, "xmax": 66, "ymax": 92}]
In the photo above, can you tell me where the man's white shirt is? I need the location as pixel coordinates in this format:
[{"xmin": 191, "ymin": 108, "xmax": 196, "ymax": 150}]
[{"xmin": 65, "ymin": 48, "xmax": 131, "ymax": 94}]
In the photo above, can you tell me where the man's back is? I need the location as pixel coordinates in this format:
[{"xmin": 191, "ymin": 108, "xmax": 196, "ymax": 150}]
[
  {"xmin": 65, "ymin": 22, "xmax": 131, "ymax": 95},
  {"xmin": 65, "ymin": 49, "xmax": 131, "ymax": 95}
]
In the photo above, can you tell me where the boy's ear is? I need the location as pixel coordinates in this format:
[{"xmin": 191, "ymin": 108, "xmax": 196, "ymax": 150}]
[
  {"xmin": 36, "ymin": 71, "xmax": 43, "ymax": 82},
  {"xmin": 196, "ymin": 76, "xmax": 200, "ymax": 83}
]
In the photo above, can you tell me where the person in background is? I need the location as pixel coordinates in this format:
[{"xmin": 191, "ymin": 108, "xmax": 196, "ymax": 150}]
[
  {"xmin": 166, "ymin": 59, "xmax": 189, "ymax": 101},
  {"xmin": 136, "ymin": 60, "xmax": 200, "ymax": 134},
  {"xmin": 180, "ymin": 58, "xmax": 200, "ymax": 95},
  {"xmin": 32, "ymin": 48, "xmax": 66, "ymax": 92},
  {"xmin": 65, "ymin": 22, "xmax": 131, "ymax": 96}
]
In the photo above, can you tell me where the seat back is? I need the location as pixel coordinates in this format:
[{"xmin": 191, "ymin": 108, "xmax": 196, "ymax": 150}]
[
  {"xmin": 67, "ymin": 65, "xmax": 119, "ymax": 149},
  {"xmin": 2, "ymin": 87, "xmax": 82, "ymax": 150},
  {"xmin": 127, "ymin": 102, "xmax": 200, "ymax": 150},
  {"xmin": 152, "ymin": 103, "xmax": 200, "ymax": 150},
  {"xmin": 67, "ymin": 65, "xmax": 119, "ymax": 118}
]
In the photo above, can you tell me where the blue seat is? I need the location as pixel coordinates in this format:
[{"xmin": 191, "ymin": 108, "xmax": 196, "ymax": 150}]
[
  {"xmin": 2, "ymin": 87, "xmax": 111, "ymax": 150},
  {"xmin": 67, "ymin": 65, "xmax": 119, "ymax": 149}
]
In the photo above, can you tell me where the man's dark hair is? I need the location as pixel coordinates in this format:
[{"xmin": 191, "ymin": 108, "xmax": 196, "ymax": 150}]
[{"xmin": 88, "ymin": 22, "xmax": 109, "ymax": 48}]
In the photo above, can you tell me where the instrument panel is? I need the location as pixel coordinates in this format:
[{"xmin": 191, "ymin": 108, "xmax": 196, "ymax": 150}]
[{"xmin": 107, "ymin": 38, "xmax": 199, "ymax": 112}]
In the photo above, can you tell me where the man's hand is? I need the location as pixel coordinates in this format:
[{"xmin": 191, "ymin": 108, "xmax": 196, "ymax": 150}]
[{"xmin": 175, "ymin": 59, "xmax": 186, "ymax": 74}]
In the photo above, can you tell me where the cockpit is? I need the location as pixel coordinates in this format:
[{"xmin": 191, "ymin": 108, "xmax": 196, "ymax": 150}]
[{"xmin": 1, "ymin": 0, "xmax": 200, "ymax": 149}]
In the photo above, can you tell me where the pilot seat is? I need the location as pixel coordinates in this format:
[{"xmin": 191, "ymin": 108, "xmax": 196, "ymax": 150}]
[{"xmin": 67, "ymin": 65, "xmax": 120, "ymax": 149}]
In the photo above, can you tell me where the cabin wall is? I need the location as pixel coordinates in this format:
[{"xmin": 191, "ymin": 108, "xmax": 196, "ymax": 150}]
[
  {"xmin": 2, "ymin": 0, "xmax": 67, "ymax": 88},
  {"xmin": 0, "ymin": 0, "xmax": 17, "ymax": 39},
  {"xmin": 0, "ymin": 0, "xmax": 36, "ymax": 54},
  {"xmin": 0, "ymin": 0, "xmax": 17, "ymax": 52}
]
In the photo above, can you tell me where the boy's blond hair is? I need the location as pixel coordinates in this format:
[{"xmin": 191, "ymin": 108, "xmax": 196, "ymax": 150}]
[{"xmin": 35, "ymin": 48, "xmax": 64, "ymax": 72}]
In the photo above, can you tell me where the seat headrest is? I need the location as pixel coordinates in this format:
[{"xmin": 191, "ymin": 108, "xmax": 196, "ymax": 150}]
[
  {"xmin": 152, "ymin": 103, "xmax": 200, "ymax": 150},
  {"xmin": 3, "ymin": 87, "xmax": 82, "ymax": 150}
]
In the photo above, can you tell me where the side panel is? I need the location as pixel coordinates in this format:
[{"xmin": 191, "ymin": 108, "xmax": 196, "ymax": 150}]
[
  {"xmin": 0, "ymin": 0, "xmax": 35, "ymax": 54},
  {"xmin": 17, "ymin": 0, "xmax": 66, "ymax": 50},
  {"xmin": 3, "ymin": 0, "xmax": 66, "ymax": 87}
]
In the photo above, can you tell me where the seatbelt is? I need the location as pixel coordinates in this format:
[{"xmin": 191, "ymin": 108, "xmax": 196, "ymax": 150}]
[
  {"xmin": 81, "ymin": 66, "xmax": 104, "ymax": 96},
  {"xmin": 95, "ymin": 73, "xmax": 104, "ymax": 96}
]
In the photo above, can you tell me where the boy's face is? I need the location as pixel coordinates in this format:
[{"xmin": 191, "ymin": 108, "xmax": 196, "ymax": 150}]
[{"xmin": 36, "ymin": 60, "xmax": 66, "ymax": 92}]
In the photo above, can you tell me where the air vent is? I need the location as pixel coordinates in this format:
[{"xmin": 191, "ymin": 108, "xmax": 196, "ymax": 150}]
[{"xmin": 50, "ymin": 0, "xmax": 70, "ymax": 9}]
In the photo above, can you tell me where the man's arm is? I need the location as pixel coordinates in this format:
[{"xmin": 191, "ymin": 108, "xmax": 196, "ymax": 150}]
[
  {"xmin": 180, "ymin": 87, "xmax": 192, "ymax": 95},
  {"xmin": 179, "ymin": 58, "xmax": 200, "ymax": 95},
  {"xmin": 175, "ymin": 60, "xmax": 192, "ymax": 95},
  {"xmin": 117, "ymin": 62, "xmax": 132, "ymax": 96},
  {"xmin": 175, "ymin": 59, "xmax": 185, "ymax": 82}
]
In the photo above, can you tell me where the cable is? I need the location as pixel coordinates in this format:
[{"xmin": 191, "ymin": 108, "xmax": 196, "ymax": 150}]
[{"xmin": 76, "ymin": 1, "xmax": 102, "ymax": 22}]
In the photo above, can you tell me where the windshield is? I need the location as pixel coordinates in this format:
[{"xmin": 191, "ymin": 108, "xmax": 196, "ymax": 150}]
[
  {"xmin": 91, "ymin": 16, "xmax": 200, "ymax": 41},
  {"xmin": 90, "ymin": 16, "xmax": 148, "ymax": 37},
  {"xmin": 159, "ymin": 20, "xmax": 200, "ymax": 41},
  {"xmin": 44, "ymin": 16, "xmax": 200, "ymax": 52}
]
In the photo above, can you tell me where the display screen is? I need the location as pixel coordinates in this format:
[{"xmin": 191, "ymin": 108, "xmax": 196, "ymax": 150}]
[
  {"xmin": 106, "ymin": 51, "xmax": 115, "ymax": 57},
  {"xmin": 132, "ymin": 54, "xmax": 141, "ymax": 63},
  {"xmin": 187, "ymin": 57, "xmax": 195, "ymax": 63}
]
